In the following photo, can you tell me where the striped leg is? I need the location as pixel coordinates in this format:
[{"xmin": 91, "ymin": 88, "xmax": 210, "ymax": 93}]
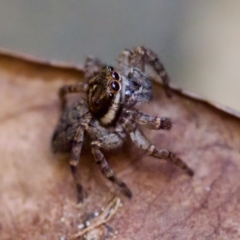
[
  {"xmin": 84, "ymin": 56, "xmax": 105, "ymax": 80},
  {"xmin": 91, "ymin": 143, "xmax": 132, "ymax": 198},
  {"xmin": 132, "ymin": 46, "xmax": 172, "ymax": 97},
  {"xmin": 118, "ymin": 47, "xmax": 172, "ymax": 97},
  {"xmin": 129, "ymin": 110, "xmax": 172, "ymax": 130},
  {"xmin": 147, "ymin": 145, "xmax": 194, "ymax": 176},
  {"xmin": 59, "ymin": 56, "xmax": 104, "ymax": 109},
  {"xmin": 69, "ymin": 127, "xmax": 85, "ymax": 202},
  {"xmin": 59, "ymin": 83, "xmax": 89, "ymax": 109},
  {"xmin": 125, "ymin": 121, "xmax": 193, "ymax": 176}
]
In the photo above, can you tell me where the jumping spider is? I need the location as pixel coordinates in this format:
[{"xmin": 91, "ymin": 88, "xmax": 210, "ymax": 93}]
[{"xmin": 52, "ymin": 46, "xmax": 194, "ymax": 202}]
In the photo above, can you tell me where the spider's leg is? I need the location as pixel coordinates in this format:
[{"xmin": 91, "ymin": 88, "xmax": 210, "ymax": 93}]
[
  {"xmin": 91, "ymin": 145, "xmax": 132, "ymax": 198},
  {"xmin": 59, "ymin": 83, "xmax": 89, "ymax": 109},
  {"xmin": 125, "ymin": 47, "xmax": 171, "ymax": 97},
  {"xmin": 124, "ymin": 120, "xmax": 193, "ymax": 176},
  {"xmin": 130, "ymin": 110, "xmax": 172, "ymax": 130},
  {"xmin": 69, "ymin": 126, "xmax": 85, "ymax": 203},
  {"xmin": 84, "ymin": 56, "xmax": 106, "ymax": 80},
  {"xmin": 90, "ymin": 134, "xmax": 132, "ymax": 198},
  {"xmin": 117, "ymin": 48, "xmax": 132, "ymax": 75}
]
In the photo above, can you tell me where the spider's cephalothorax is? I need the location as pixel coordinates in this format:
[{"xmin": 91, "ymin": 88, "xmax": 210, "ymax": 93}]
[
  {"xmin": 52, "ymin": 47, "xmax": 193, "ymax": 202},
  {"xmin": 87, "ymin": 66, "xmax": 124, "ymax": 126}
]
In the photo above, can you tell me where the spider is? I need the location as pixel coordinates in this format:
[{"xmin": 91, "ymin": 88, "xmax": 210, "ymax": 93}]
[{"xmin": 52, "ymin": 46, "xmax": 194, "ymax": 202}]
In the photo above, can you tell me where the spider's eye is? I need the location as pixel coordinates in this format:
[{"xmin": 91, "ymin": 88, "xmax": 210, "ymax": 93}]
[
  {"xmin": 107, "ymin": 66, "xmax": 114, "ymax": 71},
  {"xmin": 94, "ymin": 100, "xmax": 99, "ymax": 106},
  {"xmin": 111, "ymin": 81, "xmax": 120, "ymax": 91},
  {"xmin": 111, "ymin": 71, "xmax": 119, "ymax": 80},
  {"xmin": 109, "ymin": 92, "xmax": 114, "ymax": 99}
]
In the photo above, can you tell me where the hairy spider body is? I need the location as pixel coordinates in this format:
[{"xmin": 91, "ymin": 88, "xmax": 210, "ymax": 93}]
[
  {"xmin": 52, "ymin": 47, "xmax": 193, "ymax": 202},
  {"xmin": 87, "ymin": 66, "xmax": 124, "ymax": 126}
]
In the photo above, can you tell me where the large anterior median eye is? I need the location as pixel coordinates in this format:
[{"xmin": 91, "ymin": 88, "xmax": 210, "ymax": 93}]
[
  {"xmin": 110, "ymin": 81, "xmax": 120, "ymax": 91},
  {"xmin": 111, "ymin": 71, "xmax": 119, "ymax": 80}
]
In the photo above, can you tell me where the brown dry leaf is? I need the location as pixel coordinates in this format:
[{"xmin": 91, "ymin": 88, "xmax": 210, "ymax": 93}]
[{"xmin": 0, "ymin": 50, "xmax": 240, "ymax": 240}]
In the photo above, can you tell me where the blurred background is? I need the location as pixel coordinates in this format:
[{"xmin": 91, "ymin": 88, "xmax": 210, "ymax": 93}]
[{"xmin": 0, "ymin": 1, "xmax": 240, "ymax": 110}]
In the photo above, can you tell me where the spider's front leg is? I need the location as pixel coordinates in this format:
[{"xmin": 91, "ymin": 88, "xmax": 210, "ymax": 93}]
[
  {"xmin": 84, "ymin": 56, "xmax": 105, "ymax": 80},
  {"xmin": 129, "ymin": 109, "xmax": 172, "ymax": 130},
  {"xmin": 118, "ymin": 46, "xmax": 172, "ymax": 98},
  {"xmin": 124, "ymin": 119, "xmax": 194, "ymax": 176},
  {"xmin": 90, "ymin": 133, "xmax": 132, "ymax": 198},
  {"xmin": 69, "ymin": 126, "xmax": 85, "ymax": 203},
  {"xmin": 59, "ymin": 83, "xmax": 89, "ymax": 110},
  {"xmin": 58, "ymin": 57, "xmax": 105, "ymax": 109}
]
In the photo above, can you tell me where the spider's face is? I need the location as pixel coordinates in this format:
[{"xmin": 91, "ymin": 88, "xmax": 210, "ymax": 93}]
[{"xmin": 87, "ymin": 66, "xmax": 125, "ymax": 126}]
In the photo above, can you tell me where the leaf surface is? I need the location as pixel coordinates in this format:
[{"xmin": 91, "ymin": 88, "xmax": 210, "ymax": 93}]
[{"xmin": 0, "ymin": 51, "xmax": 240, "ymax": 240}]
